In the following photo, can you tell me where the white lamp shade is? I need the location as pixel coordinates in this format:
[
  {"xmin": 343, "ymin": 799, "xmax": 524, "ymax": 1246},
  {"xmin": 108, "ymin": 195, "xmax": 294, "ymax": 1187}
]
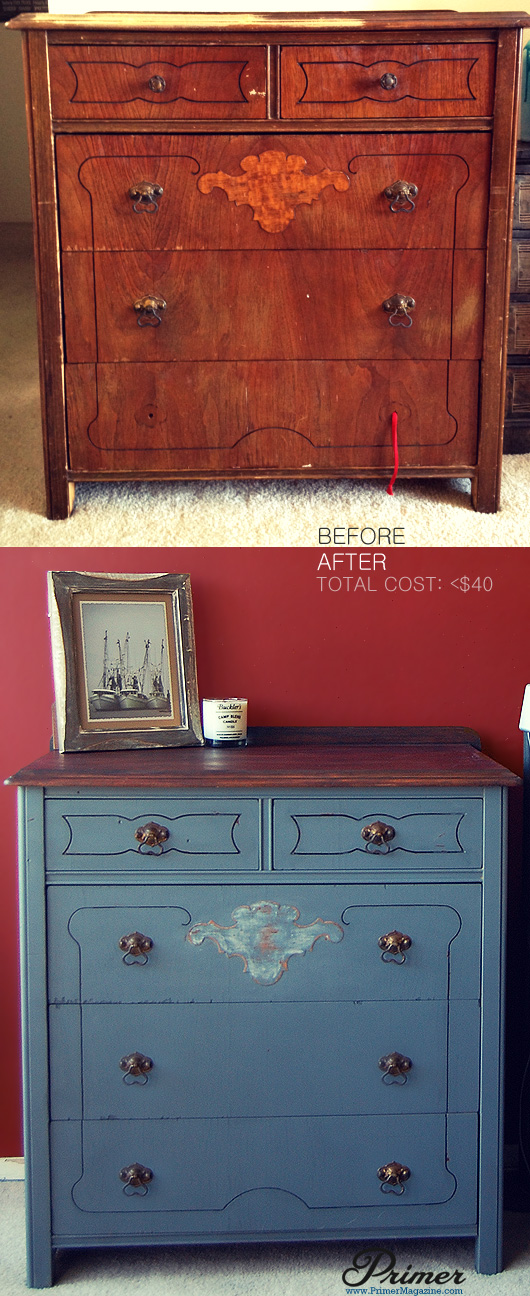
[{"xmin": 519, "ymin": 684, "xmax": 530, "ymax": 731}]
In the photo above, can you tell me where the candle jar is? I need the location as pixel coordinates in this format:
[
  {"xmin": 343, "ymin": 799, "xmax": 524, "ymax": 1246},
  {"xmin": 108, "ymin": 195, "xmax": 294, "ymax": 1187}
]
[{"xmin": 202, "ymin": 698, "xmax": 248, "ymax": 746}]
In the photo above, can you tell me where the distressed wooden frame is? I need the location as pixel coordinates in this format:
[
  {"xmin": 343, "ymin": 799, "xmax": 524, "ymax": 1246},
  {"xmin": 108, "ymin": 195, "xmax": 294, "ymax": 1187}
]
[{"xmin": 48, "ymin": 570, "xmax": 203, "ymax": 751}]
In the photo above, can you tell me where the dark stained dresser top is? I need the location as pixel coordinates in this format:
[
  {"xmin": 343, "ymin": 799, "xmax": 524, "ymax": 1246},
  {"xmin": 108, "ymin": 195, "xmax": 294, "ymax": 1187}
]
[{"xmin": 7, "ymin": 726, "xmax": 521, "ymax": 789}]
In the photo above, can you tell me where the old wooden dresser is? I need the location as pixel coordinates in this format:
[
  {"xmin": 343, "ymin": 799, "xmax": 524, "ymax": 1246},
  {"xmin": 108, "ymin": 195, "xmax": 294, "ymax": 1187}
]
[
  {"xmin": 9, "ymin": 726, "xmax": 519, "ymax": 1285},
  {"xmin": 8, "ymin": 11, "xmax": 527, "ymax": 517}
]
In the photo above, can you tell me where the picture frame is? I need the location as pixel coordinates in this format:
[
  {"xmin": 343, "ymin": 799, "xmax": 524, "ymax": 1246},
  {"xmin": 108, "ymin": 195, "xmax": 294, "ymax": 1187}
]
[{"xmin": 48, "ymin": 571, "xmax": 203, "ymax": 751}]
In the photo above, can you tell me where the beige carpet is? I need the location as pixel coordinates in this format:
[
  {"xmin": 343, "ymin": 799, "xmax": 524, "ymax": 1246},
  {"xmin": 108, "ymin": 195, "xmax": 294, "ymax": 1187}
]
[
  {"xmin": 2, "ymin": 1181, "xmax": 530, "ymax": 1294},
  {"xmin": 3, "ymin": 221, "xmax": 530, "ymax": 548}
]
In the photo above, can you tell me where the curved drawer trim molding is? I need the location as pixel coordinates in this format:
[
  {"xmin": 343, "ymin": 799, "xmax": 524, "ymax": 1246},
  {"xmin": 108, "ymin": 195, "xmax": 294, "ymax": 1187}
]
[{"xmin": 66, "ymin": 1114, "xmax": 461, "ymax": 1215}]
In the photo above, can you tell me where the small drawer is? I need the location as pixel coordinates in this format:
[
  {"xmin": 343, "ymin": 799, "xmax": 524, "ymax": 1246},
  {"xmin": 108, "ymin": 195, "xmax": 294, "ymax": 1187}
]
[
  {"xmin": 50, "ymin": 1112, "xmax": 477, "ymax": 1230},
  {"xmin": 505, "ymin": 366, "xmax": 530, "ymax": 417},
  {"xmin": 513, "ymin": 175, "xmax": 530, "ymax": 230},
  {"xmin": 280, "ymin": 43, "xmax": 495, "ymax": 120},
  {"xmin": 273, "ymin": 797, "xmax": 483, "ymax": 870},
  {"xmin": 49, "ymin": 998, "xmax": 479, "ymax": 1121},
  {"xmin": 48, "ymin": 45, "xmax": 267, "ymax": 120},
  {"xmin": 44, "ymin": 797, "xmax": 260, "ymax": 871},
  {"xmin": 508, "ymin": 301, "xmax": 530, "ymax": 355},
  {"xmin": 510, "ymin": 239, "xmax": 530, "ymax": 294}
]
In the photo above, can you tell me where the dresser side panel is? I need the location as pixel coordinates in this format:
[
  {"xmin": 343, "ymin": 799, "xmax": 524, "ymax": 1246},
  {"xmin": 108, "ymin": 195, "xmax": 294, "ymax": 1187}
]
[
  {"xmin": 23, "ymin": 31, "xmax": 71, "ymax": 520},
  {"xmin": 18, "ymin": 787, "xmax": 54, "ymax": 1288},
  {"xmin": 475, "ymin": 785, "xmax": 506, "ymax": 1273},
  {"xmin": 474, "ymin": 26, "xmax": 522, "ymax": 511}
]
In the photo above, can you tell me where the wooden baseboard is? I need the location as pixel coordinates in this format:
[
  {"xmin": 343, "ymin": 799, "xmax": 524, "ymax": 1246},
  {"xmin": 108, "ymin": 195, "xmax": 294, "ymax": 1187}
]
[{"xmin": 0, "ymin": 1157, "xmax": 24, "ymax": 1180}]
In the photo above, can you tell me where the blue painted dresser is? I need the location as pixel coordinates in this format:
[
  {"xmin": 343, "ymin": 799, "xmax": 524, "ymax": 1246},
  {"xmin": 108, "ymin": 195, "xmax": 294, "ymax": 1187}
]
[{"xmin": 9, "ymin": 727, "xmax": 520, "ymax": 1286}]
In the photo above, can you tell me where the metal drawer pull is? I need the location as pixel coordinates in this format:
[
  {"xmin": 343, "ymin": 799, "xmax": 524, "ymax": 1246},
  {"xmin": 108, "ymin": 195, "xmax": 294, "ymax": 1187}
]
[
  {"xmin": 361, "ymin": 820, "xmax": 396, "ymax": 851},
  {"xmin": 384, "ymin": 179, "xmax": 418, "ymax": 212},
  {"xmin": 378, "ymin": 1051, "xmax": 412, "ymax": 1084},
  {"xmin": 382, "ymin": 293, "xmax": 415, "ymax": 327},
  {"xmin": 119, "ymin": 1052, "xmax": 154, "ymax": 1084},
  {"xmin": 118, "ymin": 931, "xmax": 153, "ymax": 964},
  {"xmin": 380, "ymin": 72, "xmax": 398, "ymax": 90},
  {"xmin": 134, "ymin": 295, "xmax": 167, "ymax": 327},
  {"xmin": 135, "ymin": 821, "xmax": 170, "ymax": 853},
  {"xmin": 148, "ymin": 74, "xmax": 166, "ymax": 93},
  {"xmin": 119, "ymin": 1163, "xmax": 153, "ymax": 1195},
  {"xmin": 377, "ymin": 1161, "xmax": 411, "ymax": 1194},
  {"xmin": 378, "ymin": 930, "xmax": 412, "ymax": 963},
  {"xmin": 129, "ymin": 181, "xmax": 164, "ymax": 214}
]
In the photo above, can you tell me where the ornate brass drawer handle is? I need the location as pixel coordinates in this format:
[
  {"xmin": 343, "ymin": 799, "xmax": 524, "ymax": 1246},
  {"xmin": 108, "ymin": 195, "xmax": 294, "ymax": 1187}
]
[
  {"xmin": 378, "ymin": 1051, "xmax": 413, "ymax": 1084},
  {"xmin": 382, "ymin": 293, "xmax": 415, "ymax": 328},
  {"xmin": 119, "ymin": 1052, "xmax": 154, "ymax": 1084},
  {"xmin": 129, "ymin": 181, "xmax": 164, "ymax": 214},
  {"xmin": 119, "ymin": 1163, "xmax": 153, "ymax": 1195},
  {"xmin": 361, "ymin": 820, "xmax": 396, "ymax": 852},
  {"xmin": 380, "ymin": 72, "xmax": 398, "ymax": 90},
  {"xmin": 118, "ymin": 931, "xmax": 153, "ymax": 965},
  {"xmin": 378, "ymin": 930, "xmax": 412, "ymax": 963},
  {"xmin": 134, "ymin": 295, "xmax": 167, "ymax": 328},
  {"xmin": 148, "ymin": 74, "xmax": 166, "ymax": 93},
  {"xmin": 384, "ymin": 180, "xmax": 419, "ymax": 213},
  {"xmin": 377, "ymin": 1161, "xmax": 411, "ymax": 1194},
  {"xmin": 134, "ymin": 822, "xmax": 170, "ymax": 854}
]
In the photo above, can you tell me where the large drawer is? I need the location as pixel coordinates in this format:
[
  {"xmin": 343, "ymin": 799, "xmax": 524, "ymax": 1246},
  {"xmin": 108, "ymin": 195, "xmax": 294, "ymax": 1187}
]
[
  {"xmin": 50, "ymin": 1113, "xmax": 478, "ymax": 1233},
  {"xmin": 272, "ymin": 796, "xmax": 483, "ymax": 870},
  {"xmin": 45, "ymin": 797, "xmax": 260, "ymax": 872},
  {"xmin": 46, "ymin": 882, "xmax": 482, "ymax": 1004},
  {"xmin": 280, "ymin": 43, "xmax": 495, "ymax": 119},
  {"xmin": 48, "ymin": 45, "xmax": 268, "ymax": 120},
  {"xmin": 65, "ymin": 359, "xmax": 479, "ymax": 474},
  {"xmin": 49, "ymin": 998, "xmax": 479, "ymax": 1120},
  {"xmin": 56, "ymin": 132, "xmax": 490, "ymax": 253},
  {"xmin": 70, "ymin": 249, "xmax": 483, "ymax": 363}
]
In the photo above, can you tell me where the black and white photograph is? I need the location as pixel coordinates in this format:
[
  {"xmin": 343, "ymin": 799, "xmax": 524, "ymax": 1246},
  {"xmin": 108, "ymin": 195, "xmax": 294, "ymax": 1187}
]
[{"xmin": 78, "ymin": 595, "xmax": 174, "ymax": 722}]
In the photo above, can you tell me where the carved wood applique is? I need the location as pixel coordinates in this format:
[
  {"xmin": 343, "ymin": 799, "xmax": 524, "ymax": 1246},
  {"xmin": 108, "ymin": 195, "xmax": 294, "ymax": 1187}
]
[
  {"xmin": 187, "ymin": 900, "xmax": 344, "ymax": 984},
  {"xmin": 197, "ymin": 149, "xmax": 350, "ymax": 232}
]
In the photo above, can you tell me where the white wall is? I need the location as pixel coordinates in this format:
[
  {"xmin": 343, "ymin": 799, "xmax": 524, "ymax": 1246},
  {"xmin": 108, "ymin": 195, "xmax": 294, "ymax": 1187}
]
[{"xmin": 1, "ymin": 24, "xmax": 32, "ymax": 222}]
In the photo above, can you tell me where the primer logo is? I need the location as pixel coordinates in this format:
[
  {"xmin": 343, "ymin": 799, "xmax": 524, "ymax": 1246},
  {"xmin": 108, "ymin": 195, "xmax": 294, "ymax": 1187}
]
[{"xmin": 342, "ymin": 1249, "xmax": 467, "ymax": 1292}]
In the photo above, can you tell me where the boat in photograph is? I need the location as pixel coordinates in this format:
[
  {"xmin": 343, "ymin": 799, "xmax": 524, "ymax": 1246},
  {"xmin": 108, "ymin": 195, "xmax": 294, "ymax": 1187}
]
[
  {"xmin": 145, "ymin": 641, "xmax": 171, "ymax": 713},
  {"xmin": 88, "ymin": 631, "xmax": 122, "ymax": 714},
  {"xmin": 89, "ymin": 633, "xmax": 171, "ymax": 717},
  {"xmin": 116, "ymin": 634, "xmax": 149, "ymax": 710}
]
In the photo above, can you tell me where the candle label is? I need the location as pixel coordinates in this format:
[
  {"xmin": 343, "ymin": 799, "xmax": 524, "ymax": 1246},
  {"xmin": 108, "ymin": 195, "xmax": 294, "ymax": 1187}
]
[{"xmin": 202, "ymin": 699, "xmax": 247, "ymax": 742}]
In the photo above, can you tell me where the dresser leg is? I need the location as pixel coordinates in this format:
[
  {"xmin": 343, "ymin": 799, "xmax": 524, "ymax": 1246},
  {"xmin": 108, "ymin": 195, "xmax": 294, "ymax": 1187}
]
[
  {"xmin": 474, "ymin": 1230, "xmax": 503, "ymax": 1276},
  {"xmin": 25, "ymin": 1238, "xmax": 55, "ymax": 1288},
  {"xmin": 471, "ymin": 469, "xmax": 500, "ymax": 513},
  {"xmin": 46, "ymin": 478, "xmax": 75, "ymax": 521}
]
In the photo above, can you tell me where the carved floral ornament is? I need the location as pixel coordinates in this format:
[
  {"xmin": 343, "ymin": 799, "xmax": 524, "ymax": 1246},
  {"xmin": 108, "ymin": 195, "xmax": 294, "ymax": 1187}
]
[
  {"xmin": 197, "ymin": 149, "xmax": 350, "ymax": 233},
  {"xmin": 187, "ymin": 900, "xmax": 344, "ymax": 984}
]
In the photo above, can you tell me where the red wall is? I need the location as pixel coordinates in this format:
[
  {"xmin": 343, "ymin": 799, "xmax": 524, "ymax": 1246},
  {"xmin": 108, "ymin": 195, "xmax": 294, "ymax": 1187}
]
[{"xmin": 0, "ymin": 545, "xmax": 528, "ymax": 1154}]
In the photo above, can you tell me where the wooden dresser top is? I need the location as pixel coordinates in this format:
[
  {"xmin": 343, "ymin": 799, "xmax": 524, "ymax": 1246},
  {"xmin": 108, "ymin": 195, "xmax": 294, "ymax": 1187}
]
[
  {"xmin": 7, "ymin": 10, "xmax": 530, "ymax": 30},
  {"xmin": 7, "ymin": 726, "xmax": 521, "ymax": 788}
]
